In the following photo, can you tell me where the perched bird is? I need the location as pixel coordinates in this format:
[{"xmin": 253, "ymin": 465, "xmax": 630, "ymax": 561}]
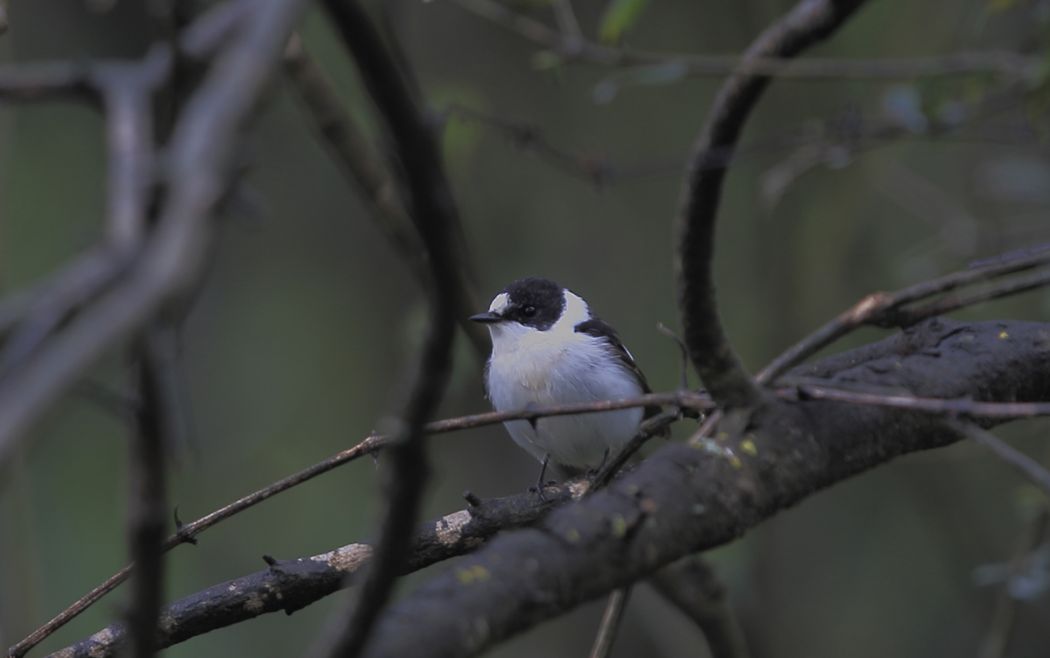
[{"xmin": 470, "ymin": 277, "xmax": 655, "ymax": 480}]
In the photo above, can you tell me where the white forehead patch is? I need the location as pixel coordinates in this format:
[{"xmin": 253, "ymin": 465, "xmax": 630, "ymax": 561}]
[{"xmin": 488, "ymin": 292, "xmax": 510, "ymax": 314}]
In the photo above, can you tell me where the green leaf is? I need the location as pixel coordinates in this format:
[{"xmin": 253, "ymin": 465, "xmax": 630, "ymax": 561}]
[{"xmin": 598, "ymin": 0, "xmax": 650, "ymax": 44}]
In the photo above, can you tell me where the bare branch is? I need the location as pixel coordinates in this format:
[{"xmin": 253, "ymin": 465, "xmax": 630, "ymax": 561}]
[
  {"xmin": 758, "ymin": 247, "xmax": 1050, "ymax": 384},
  {"xmin": 7, "ymin": 391, "xmax": 706, "ymax": 658},
  {"xmin": 282, "ymin": 37, "xmax": 488, "ymax": 357},
  {"xmin": 313, "ymin": 0, "xmax": 467, "ymax": 653},
  {"xmin": 948, "ymin": 421, "xmax": 1050, "ymax": 498},
  {"xmin": 549, "ymin": 0, "xmax": 582, "ymax": 44},
  {"xmin": 96, "ymin": 46, "xmax": 172, "ymax": 658},
  {"xmin": 355, "ymin": 317, "xmax": 1050, "ymax": 657},
  {"xmin": 44, "ymin": 319, "xmax": 1050, "ymax": 657},
  {"xmin": 0, "ymin": 61, "xmax": 102, "ymax": 104},
  {"xmin": 98, "ymin": 50, "xmax": 168, "ymax": 251},
  {"xmin": 447, "ymin": 0, "xmax": 1035, "ymax": 81},
  {"xmin": 788, "ymin": 381, "xmax": 1050, "ymax": 420},
  {"xmin": 0, "ymin": 0, "xmax": 309, "ymax": 470},
  {"xmin": 0, "ymin": 246, "xmax": 128, "ymax": 366},
  {"xmin": 676, "ymin": 0, "xmax": 866, "ymax": 409},
  {"xmin": 125, "ymin": 333, "xmax": 171, "ymax": 658},
  {"xmin": 587, "ymin": 588, "xmax": 630, "ymax": 658},
  {"xmin": 978, "ymin": 509, "xmax": 1049, "ymax": 658},
  {"xmin": 887, "ymin": 267, "xmax": 1050, "ymax": 327},
  {"xmin": 45, "ymin": 483, "xmax": 590, "ymax": 658},
  {"xmin": 650, "ymin": 557, "xmax": 750, "ymax": 658}
]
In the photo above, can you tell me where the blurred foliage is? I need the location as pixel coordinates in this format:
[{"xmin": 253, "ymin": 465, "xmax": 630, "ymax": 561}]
[
  {"xmin": 598, "ymin": 0, "xmax": 650, "ymax": 44},
  {"xmin": 1, "ymin": 1, "xmax": 1050, "ymax": 657}
]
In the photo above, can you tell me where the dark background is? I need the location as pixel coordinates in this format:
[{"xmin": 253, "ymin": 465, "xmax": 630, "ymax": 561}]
[{"xmin": 1, "ymin": 1, "xmax": 1049, "ymax": 656}]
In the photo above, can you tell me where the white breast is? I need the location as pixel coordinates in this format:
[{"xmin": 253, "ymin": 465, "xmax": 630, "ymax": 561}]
[{"xmin": 483, "ymin": 292, "xmax": 645, "ymax": 469}]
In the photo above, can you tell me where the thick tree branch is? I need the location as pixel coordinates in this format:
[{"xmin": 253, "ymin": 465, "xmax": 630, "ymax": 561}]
[
  {"xmin": 675, "ymin": 0, "xmax": 866, "ymax": 409},
  {"xmin": 45, "ymin": 483, "xmax": 590, "ymax": 658},
  {"xmin": 356, "ymin": 318, "xmax": 1050, "ymax": 657},
  {"xmin": 47, "ymin": 319, "xmax": 1050, "ymax": 657},
  {"xmin": 8, "ymin": 392, "xmax": 706, "ymax": 658}
]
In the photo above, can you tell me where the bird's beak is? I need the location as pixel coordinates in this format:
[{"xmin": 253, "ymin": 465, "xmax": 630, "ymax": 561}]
[{"xmin": 470, "ymin": 311, "xmax": 503, "ymax": 324}]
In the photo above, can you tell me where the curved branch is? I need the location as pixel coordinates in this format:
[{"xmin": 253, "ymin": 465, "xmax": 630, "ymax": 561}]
[
  {"xmin": 314, "ymin": 1, "xmax": 463, "ymax": 655},
  {"xmin": 357, "ymin": 318, "xmax": 1050, "ymax": 657},
  {"xmin": 674, "ymin": 0, "xmax": 867, "ymax": 408},
  {"xmin": 0, "ymin": 0, "xmax": 310, "ymax": 469}
]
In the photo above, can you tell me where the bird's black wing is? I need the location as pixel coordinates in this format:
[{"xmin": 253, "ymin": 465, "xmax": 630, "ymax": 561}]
[{"xmin": 574, "ymin": 317, "xmax": 659, "ymax": 419}]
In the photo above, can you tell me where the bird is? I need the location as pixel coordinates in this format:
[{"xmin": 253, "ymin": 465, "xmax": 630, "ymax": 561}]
[{"xmin": 470, "ymin": 277, "xmax": 656, "ymax": 483}]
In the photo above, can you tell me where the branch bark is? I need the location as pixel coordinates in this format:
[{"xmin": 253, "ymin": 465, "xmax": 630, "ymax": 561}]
[
  {"xmin": 45, "ymin": 483, "xmax": 589, "ymax": 658},
  {"xmin": 53, "ymin": 318, "xmax": 1050, "ymax": 657},
  {"xmin": 355, "ymin": 318, "xmax": 1050, "ymax": 657}
]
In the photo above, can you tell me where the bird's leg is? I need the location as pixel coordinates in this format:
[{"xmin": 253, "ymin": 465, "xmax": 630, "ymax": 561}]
[
  {"xmin": 588, "ymin": 447, "xmax": 610, "ymax": 478},
  {"xmin": 530, "ymin": 453, "xmax": 551, "ymax": 500}
]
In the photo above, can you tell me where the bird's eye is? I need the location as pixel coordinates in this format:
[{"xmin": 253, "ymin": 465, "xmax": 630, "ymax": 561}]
[{"xmin": 522, "ymin": 305, "xmax": 537, "ymax": 317}]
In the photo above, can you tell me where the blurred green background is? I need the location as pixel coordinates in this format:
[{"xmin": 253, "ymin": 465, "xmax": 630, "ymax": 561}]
[{"xmin": 2, "ymin": 1, "xmax": 1050, "ymax": 657}]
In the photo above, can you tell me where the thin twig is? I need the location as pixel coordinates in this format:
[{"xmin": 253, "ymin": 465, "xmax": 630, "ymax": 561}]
[
  {"xmin": 588, "ymin": 588, "xmax": 630, "ymax": 658},
  {"xmin": 592, "ymin": 409, "xmax": 681, "ymax": 489},
  {"xmin": 758, "ymin": 248, "xmax": 1050, "ymax": 384},
  {"xmin": 550, "ymin": 0, "xmax": 582, "ymax": 44},
  {"xmin": 888, "ymin": 267, "xmax": 1050, "ymax": 327},
  {"xmin": 282, "ymin": 37, "xmax": 488, "ymax": 357},
  {"xmin": 585, "ymin": 407, "xmax": 685, "ymax": 658},
  {"xmin": 0, "ymin": 0, "xmax": 310, "ymax": 471},
  {"xmin": 790, "ymin": 383, "xmax": 1050, "ymax": 421},
  {"xmin": 0, "ymin": 246, "xmax": 130, "ymax": 367},
  {"xmin": 650, "ymin": 556, "xmax": 750, "ymax": 658},
  {"xmin": 978, "ymin": 508, "xmax": 1049, "ymax": 658},
  {"xmin": 948, "ymin": 421, "xmax": 1050, "ymax": 497},
  {"xmin": 448, "ymin": 0, "xmax": 1036, "ymax": 81}
]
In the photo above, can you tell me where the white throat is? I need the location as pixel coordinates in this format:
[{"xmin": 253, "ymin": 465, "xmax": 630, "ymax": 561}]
[
  {"xmin": 480, "ymin": 287, "xmax": 646, "ymax": 468},
  {"xmin": 486, "ymin": 289, "xmax": 590, "ymax": 357}
]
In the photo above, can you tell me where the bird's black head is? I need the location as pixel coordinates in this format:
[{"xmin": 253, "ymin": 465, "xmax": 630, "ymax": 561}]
[{"xmin": 471, "ymin": 277, "xmax": 565, "ymax": 331}]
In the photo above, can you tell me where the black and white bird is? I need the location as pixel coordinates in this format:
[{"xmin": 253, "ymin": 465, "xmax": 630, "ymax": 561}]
[{"xmin": 470, "ymin": 277, "xmax": 655, "ymax": 478}]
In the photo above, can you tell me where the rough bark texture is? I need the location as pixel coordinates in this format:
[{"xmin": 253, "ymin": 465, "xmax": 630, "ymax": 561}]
[
  {"xmin": 360, "ymin": 318, "xmax": 1050, "ymax": 657},
  {"xmin": 46, "ymin": 483, "xmax": 587, "ymax": 658},
  {"xmin": 48, "ymin": 318, "xmax": 1050, "ymax": 658}
]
